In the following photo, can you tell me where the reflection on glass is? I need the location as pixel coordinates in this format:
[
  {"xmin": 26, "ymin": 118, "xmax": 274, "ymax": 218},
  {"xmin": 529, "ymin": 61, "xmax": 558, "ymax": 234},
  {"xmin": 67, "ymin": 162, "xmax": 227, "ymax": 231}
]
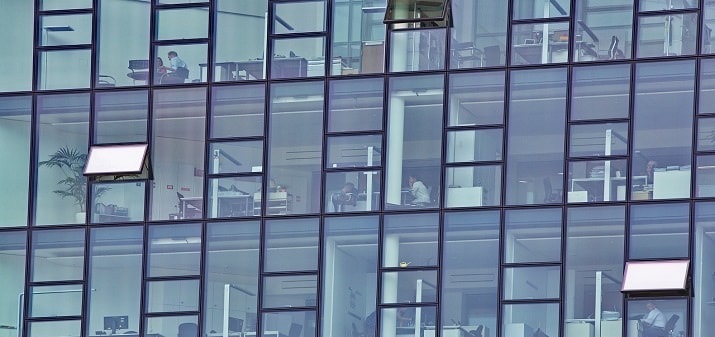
[
  {"xmin": 210, "ymin": 141, "xmax": 263, "ymax": 174},
  {"xmin": 88, "ymin": 226, "xmax": 142, "ymax": 335},
  {"xmin": 95, "ymin": 90, "xmax": 148, "ymax": 143},
  {"xmin": 450, "ymin": 0, "xmax": 507, "ymax": 69},
  {"xmin": 262, "ymin": 311, "xmax": 314, "ymax": 337},
  {"xmin": 381, "ymin": 270, "xmax": 437, "ymax": 304},
  {"xmin": 208, "ymin": 176, "xmax": 261, "ymax": 218},
  {"xmin": 147, "ymin": 279, "xmax": 200, "ymax": 312},
  {"xmin": 328, "ymin": 78, "xmax": 384, "ymax": 132},
  {"xmin": 626, "ymin": 299, "xmax": 687, "ymax": 337},
  {"xmin": 264, "ymin": 218, "xmax": 319, "ymax": 272},
  {"xmin": 0, "ymin": 0, "xmax": 33, "ymax": 92},
  {"xmin": 148, "ymin": 223, "xmax": 201, "ymax": 277},
  {"xmin": 327, "ymin": 135, "xmax": 382, "ymax": 168},
  {"xmin": 31, "ymin": 228, "xmax": 85, "ymax": 282},
  {"xmin": 325, "ymin": 171, "xmax": 380, "ymax": 213},
  {"xmin": 0, "ymin": 96, "xmax": 31, "ymax": 227},
  {"xmin": 448, "ymin": 71, "xmax": 505, "ymax": 126},
  {"xmin": 383, "ymin": 213, "xmax": 438, "ymax": 268},
  {"xmin": 146, "ymin": 316, "xmax": 198, "ymax": 337},
  {"xmin": 511, "ymin": 22, "xmax": 570, "ymax": 65},
  {"xmin": 91, "ymin": 182, "xmax": 145, "ymax": 223},
  {"xmin": 380, "ymin": 306, "xmax": 436, "ymax": 336},
  {"xmin": 39, "ymin": 49, "xmax": 92, "ymax": 90},
  {"xmin": 574, "ymin": 0, "xmax": 633, "ymax": 61},
  {"xmin": 505, "ymin": 208, "xmax": 561, "ymax": 263},
  {"xmin": 445, "ymin": 166, "xmax": 501, "ymax": 207},
  {"xmin": 696, "ymin": 155, "xmax": 715, "ymax": 197},
  {"xmin": 502, "ymin": 303, "xmax": 559, "ymax": 337},
  {"xmin": 156, "ymin": 7, "xmax": 208, "ymax": 41},
  {"xmin": 570, "ymin": 123, "xmax": 628, "ymax": 157},
  {"xmin": 704, "ymin": 4, "xmax": 715, "ymax": 54},
  {"xmin": 513, "ymin": 0, "xmax": 569, "ymax": 19},
  {"xmin": 631, "ymin": 61, "xmax": 694, "ymax": 201},
  {"xmin": 503, "ymin": 266, "xmax": 560, "ymax": 300},
  {"xmin": 571, "ymin": 64, "xmax": 630, "ymax": 120},
  {"xmin": 215, "ymin": 0, "xmax": 267, "ymax": 82},
  {"xmin": 274, "ymin": 1, "xmax": 325, "ymax": 34},
  {"xmin": 506, "ymin": 68, "xmax": 566, "ymax": 205},
  {"xmin": 211, "ymin": 84, "xmax": 265, "ymax": 138},
  {"xmin": 637, "ymin": 14, "xmax": 698, "ymax": 58},
  {"xmin": 630, "ymin": 203, "xmax": 689, "ymax": 259},
  {"xmin": 40, "ymin": 14, "xmax": 92, "ymax": 46},
  {"xmin": 390, "ymin": 29, "xmax": 446, "ymax": 72},
  {"xmin": 331, "ymin": 2, "xmax": 385, "ymax": 74},
  {"xmin": 695, "ymin": 202, "xmax": 715, "ymax": 336},
  {"xmin": 204, "ymin": 221, "xmax": 260, "ymax": 335},
  {"xmin": 30, "ymin": 284, "xmax": 83, "ymax": 317},
  {"xmin": 29, "ymin": 320, "xmax": 81, "ymax": 337},
  {"xmin": 640, "ymin": 0, "xmax": 696, "ymax": 12},
  {"xmin": 698, "ymin": 117, "xmax": 715, "ymax": 152},
  {"xmin": 700, "ymin": 59, "xmax": 715, "ymax": 113},
  {"xmin": 568, "ymin": 159, "xmax": 628, "ymax": 203},
  {"xmin": 263, "ymin": 275, "xmax": 318, "ymax": 308},
  {"xmin": 155, "ymin": 44, "xmax": 207, "ymax": 84},
  {"xmin": 98, "ymin": 0, "xmax": 150, "ymax": 87},
  {"xmin": 272, "ymin": 37, "xmax": 325, "ymax": 79},
  {"xmin": 322, "ymin": 216, "xmax": 378, "ymax": 337}
]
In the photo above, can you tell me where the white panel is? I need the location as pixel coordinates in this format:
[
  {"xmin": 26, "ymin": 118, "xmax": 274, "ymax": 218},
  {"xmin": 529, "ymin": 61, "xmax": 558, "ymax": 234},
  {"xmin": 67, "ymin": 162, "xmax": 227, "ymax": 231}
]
[
  {"xmin": 622, "ymin": 260, "xmax": 689, "ymax": 292},
  {"xmin": 84, "ymin": 144, "xmax": 148, "ymax": 175}
]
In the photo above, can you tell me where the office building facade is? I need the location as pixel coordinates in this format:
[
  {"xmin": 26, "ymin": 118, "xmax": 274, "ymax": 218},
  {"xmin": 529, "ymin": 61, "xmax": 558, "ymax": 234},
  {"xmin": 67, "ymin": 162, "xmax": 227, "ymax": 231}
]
[{"xmin": 0, "ymin": 0, "xmax": 714, "ymax": 337}]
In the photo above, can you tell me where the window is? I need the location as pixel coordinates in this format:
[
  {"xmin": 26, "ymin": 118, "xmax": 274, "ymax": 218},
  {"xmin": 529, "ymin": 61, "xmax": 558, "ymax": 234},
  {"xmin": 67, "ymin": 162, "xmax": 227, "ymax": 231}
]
[
  {"xmin": 622, "ymin": 260, "xmax": 689, "ymax": 292},
  {"xmin": 383, "ymin": 0, "xmax": 451, "ymax": 26}
]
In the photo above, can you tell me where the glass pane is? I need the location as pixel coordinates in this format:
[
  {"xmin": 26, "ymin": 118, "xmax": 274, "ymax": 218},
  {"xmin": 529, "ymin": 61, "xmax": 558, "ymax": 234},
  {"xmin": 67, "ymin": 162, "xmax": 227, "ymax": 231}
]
[
  {"xmin": 0, "ymin": 96, "xmax": 31, "ymax": 227},
  {"xmin": 385, "ymin": 0, "xmax": 448, "ymax": 21},
  {"xmin": 0, "ymin": 231, "xmax": 26, "ymax": 332},
  {"xmin": 0, "ymin": 0, "xmax": 33, "ymax": 92},
  {"xmin": 513, "ymin": 0, "xmax": 569, "ymax": 19},
  {"xmin": 39, "ymin": 49, "xmax": 91, "ymax": 90},
  {"xmin": 506, "ymin": 68, "xmax": 567, "ymax": 205},
  {"xmin": 570, "ymin": 122, "xmax": 628, "ymax": 157},
  {"xmin": 622, "ymin": 260, "xmax": 689, "ymax": 291},
  {"xmin": 383, "ymin": 213, "xmax": 438, "ymax": 268},
  {"xmin": 94, "ymin": 90, "xmax": 148, "ymax": 143},
  {"xmin": 262, "ymin": 275, "xmax": 318, "ymax": 308},
  {"xmin": 380, "ymin": 306, "xmax": 437, "ymax": 336},
  {"xmin": 157, "ymin": 7, "xmax": 208, "ymax": 40},
  {"xmin": 574, "ymin": 0, "xmax": 633, "ymax": 61},
  {"xmin": 568, "ymin": 159, "xmax": 628, "ymax": 203},
  {"xmin": 146, "ymin": 316, "xmax": 198, "ymax": 337},
  {"xmin": 565, "ymin": 206, "xmax": 625, "ymax": 331},
  {"xmin": 264, "ymin": 218, "xmax": 319, "ymax": 272},
  {"xmin": 87, "ymin": 226, "xmax": 142, "ymax": 335},
  {"xmin": 385, "ymin": 75, "xmax": 443, "ymax": 209},
  {"xmin": 30, "ymin": 284, "xmax": 83, "ymax": 317},
  {"xmin": 698, "ymin": 117, "xmax": 715, "ymax": 151},
  {"xmin": 446, "ymin": 129, "xmax": 502, "ymax": 162},
  {"xmin": 328, "ymin": 78, "xmax": 384, "ymax": 132},
  {"xmin": 631, "ymin": 61, "xmax": 694, "ymax": 200},
  {"xmin": 157, "ymin": 0, "xmax": 207, "ymax": 3},
  {"xmin": 148, "ymin": 223, "xmax": 202, "ymax": 277},
  {"xmin": 696, "ymin": 155, "xmax": 715, "ymax": 197},
  {"xmin": 98, "ymin": 0, "xmax": 150, "ymax": 87},
  {"xmin": 155, "ymin": 44, "xmax": 207, "ymax": 84},
  {"xmin": 262, "ymin": 311, "xmax": 315, "ymax": 337},
  {"xmin": 331, "ymin": 4, "xmax": 385, "ymax": 75},
  {"xmin": 695, "ymin": 202, "xmax": 715, "ymax": 336},
  {"xmin": 31, "ymin": 228, "xmax": 85, "ymax": 282},
  {"xmin": 204, "ymin": 221, "xmax": 259, "ymax": 335},
  {"xmin": 208, "ymin": 176, "xmax": 261, "ymax": 218},
  {"xmin": 704, "ymin": 4, "xmax": 715, "ymax": 54},
  {"xmin": 267, "ymin": 82, "xmax": 323, "ymax": 215},
  {"xmin": 637, "ymin": 13, "xmax": 698, "ymax": 58},
  {"xmin": 150, "ymin": 88, "xmax": 206, "ymax": 221},
  {"xmin": 381, "ymin": 270, "xmax": 438, "ymax": 304},
  {"xmin": 505, "ymin": 208, "xmax": 561, "ymax": 263},
  {"xmin": 41, "ymin": 0, "xmax": 91, "ymax": 9},
  {"xmin": 274, "ymin": 1, "xmax": 325, "ymax": 34},
  {"xmin": 445, "ymin": 165, "xmax": 501, "ymax": 207},
  {"xmin": 40, "ymin": 14, "xmax": 91, "ymax": 46},
  {"xmin": 325, "ymin": 171, "xmax": 381, "ymax": 213},
  {"xmin": 321, "ymin": 216, "xmax": 379, "ymax": 337},
  {"xmin": 442, "ymin": 211, "xmax": 499, "ymax": 335},
  {"xmin": 215, "ymin": 0, "xmax": 267, "ymax": 82},
  {"xmin": 503, "ymin": 266, "xmax": 560, "ymax": 300},
  {"xmin": 626, "ymin": 299, "xmax": 687, "ymax": 337},
  {"xmin": 209, "ymin": 141, "xmax": 263, "ymax": 174},
  {"xmin": 327, "ymin": 135, "xmax": 382, "ymax": 168},
  {"xmin": 28, "ymin": 320, "xmax": 80, "ymax": 337},
  {"xmin": 630, "ymin": 203, "xmax": 689, "ymax": 259},
  {"xmin": 502, "ymin": 303, "xmax": 559, "ymax": 337},
  {"xmin": 640, "ymin": 0, "xmax": 696, "ymax": 11},
  {"xmin": 448, "ymin": 71, "xmax": 505, "ymax": 126},
  {"xmin": 91, "ymin": 181, "xmax": 145, "ymax": 223},
  {"xmin": 147, "ymin": 279, "xmax": 200, "ymax": 312},
  {"xmin": 36, "ymin": 93, "xmax": 90, "ymax": 225},
  {"xmin": 700, "ymin": 59, "xmax": 715, "ymax": 114},
  {"xmin": 271, "ymin": 37, "xmax": 324, "ymax": 79},
  {"xmin": 511, "ymin": 21, "xmax": 570, "ymax": 65},
  {"xmin": 571, "ymin": 64, "xmax": 631, "ymax": 120},
  {"xmin": 450, "ymin": 0, "xmax": 507, "ymax": 69},
  {"xmin": 211, "ymin": 84, "xmax": 265, "ymax": 138},
  {"xmin": 390, "ymin": 29, "xmax": 446, "ymax": 72}
]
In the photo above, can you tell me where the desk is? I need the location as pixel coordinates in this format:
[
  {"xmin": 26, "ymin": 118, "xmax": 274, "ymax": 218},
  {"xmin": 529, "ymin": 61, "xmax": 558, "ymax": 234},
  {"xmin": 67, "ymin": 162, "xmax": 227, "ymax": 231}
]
[
  {"xmin": 513, "ymin": 41, "xmax": 593, "ymax": 64},
  {"xmin": 424, "ymin": 326, "xmax": 488, "ymax": 337},
  {"xmin": 570, "ymin": 175, "xmax": 647, "ymax": 202},
  {"xmin": 91, "ymin": 334, "xmax": 162, "ymax": 337},
  {"xmin": 181, "ymin": 192, "xmax": 253, "ymax": 218},
  {"xmin": 199, "ymin": 62, "xmax": 242, "ymax": 82},
  {"xmin": 253, "ymin": 192, "xmax": 292, "ymax": 215},
  {"xmin": 446, "ymin": 186, "xmax": 483, "ymax": 207},
  {"xmin": 244, "ymin": 332, "xmax": 278, "ymax": 337},
  {"xmin": 233, "ymin": 58, "xmax": 307, "ymax": 80}
]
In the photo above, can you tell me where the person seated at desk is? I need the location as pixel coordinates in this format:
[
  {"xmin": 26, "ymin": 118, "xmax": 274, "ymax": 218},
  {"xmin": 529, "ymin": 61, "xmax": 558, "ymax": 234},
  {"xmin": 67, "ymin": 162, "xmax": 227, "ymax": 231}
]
[
  {"xmin": 331, "ymin": 182, "xmax": 358, "ymax": 212},
  {"xmin": 407, "ymin": 175, "xmax": 431, "ymax": 206},
  {"xmin": 162, "ymin": 51, "xmax": 189, "ymax": 84},
  {"xmin": 639, "ymin": 302, "xmax": 666, "ymax": 337},
  {"xmin": 156, "ymin": 57, "xmax": 167, "ymax": 77}
]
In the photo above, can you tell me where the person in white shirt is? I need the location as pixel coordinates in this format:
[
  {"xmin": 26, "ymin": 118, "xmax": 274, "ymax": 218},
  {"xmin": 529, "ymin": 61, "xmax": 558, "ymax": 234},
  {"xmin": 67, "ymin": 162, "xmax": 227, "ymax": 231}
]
[
  {"xmin": 162, "ymin": 51, "xmax": 189, "ymax": 83},
  {"xmin": 408, "ymin": 175, "xmax": 431, "ymax": 205},
  {"xmin": 640, "ymin": 302, "xmax": 666, "ymax": 337}
]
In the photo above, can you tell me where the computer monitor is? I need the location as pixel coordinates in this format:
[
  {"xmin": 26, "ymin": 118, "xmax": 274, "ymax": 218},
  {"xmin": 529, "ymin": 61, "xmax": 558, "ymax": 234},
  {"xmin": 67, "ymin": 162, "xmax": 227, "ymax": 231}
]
[
  {"xmin": 103, "ymin": 316, "xmax": 128, "ymax": 334},
  {"xmin": 228, "ymin": 317, "xmax": 243, "ymax": 332}
]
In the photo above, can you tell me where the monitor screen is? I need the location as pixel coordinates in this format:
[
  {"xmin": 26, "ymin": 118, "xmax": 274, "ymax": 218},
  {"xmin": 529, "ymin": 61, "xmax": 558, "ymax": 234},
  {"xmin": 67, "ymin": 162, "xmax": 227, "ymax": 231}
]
[{"xmin": 104, "ymin": 316, "xmax": 129, "ymax": 332}]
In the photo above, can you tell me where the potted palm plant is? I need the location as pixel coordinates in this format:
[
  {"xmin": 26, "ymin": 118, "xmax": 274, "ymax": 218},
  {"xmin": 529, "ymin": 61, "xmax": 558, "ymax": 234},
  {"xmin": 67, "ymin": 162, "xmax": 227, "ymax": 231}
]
[{"xmin": 39, "ymin": 146, "xmax": 110, "ymax": 223}]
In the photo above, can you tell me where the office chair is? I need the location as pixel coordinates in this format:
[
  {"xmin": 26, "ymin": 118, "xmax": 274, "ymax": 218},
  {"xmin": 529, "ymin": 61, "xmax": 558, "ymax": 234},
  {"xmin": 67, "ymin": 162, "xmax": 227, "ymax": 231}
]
[
  {"xmin": 543, "ymin": 177, "xmax": 562, "ymax": 203},
  {"xmin": 608, "ymin": 36, "xmax": 625, "ymax": 60},
  {"xmin": 97, "ymin": 75, "xmax": 116, "ymax": 88},
  {"xmin": 177, "ymin": 323, "xmax": 198, "ymax": 337},
  {"xmin": 664, "ymin": 314, "xmax": 679, "ymax": 337},
  {"xmin": 482, "ymin": 45, "xmax": 501, "ymax": 67},
  {"xmin": 451, "ymin": 41, "xmax": 481, "ymax": 68},
  {"xmin": 127, "ymin": 60, "xmax": 150, "ymax": 85}
]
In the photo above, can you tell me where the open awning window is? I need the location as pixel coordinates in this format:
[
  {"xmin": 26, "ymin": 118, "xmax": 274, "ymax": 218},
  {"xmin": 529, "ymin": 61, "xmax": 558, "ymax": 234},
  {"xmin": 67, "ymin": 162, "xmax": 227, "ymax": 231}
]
[
  {"xmin": 622, "ymin": 260, "xmax": 689, "ymax": 293},
  {"xmin": 83, "ymin": 144, "xmax": 152, "ymax": 180},
  {"xmin": 383, "ymin": 0, "xmax": 451, "ymax": 27}
]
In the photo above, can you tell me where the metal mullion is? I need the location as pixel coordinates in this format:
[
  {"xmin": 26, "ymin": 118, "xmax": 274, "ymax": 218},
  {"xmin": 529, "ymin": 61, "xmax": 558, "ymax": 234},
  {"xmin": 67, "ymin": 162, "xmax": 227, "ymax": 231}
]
[
  {"xmin": 144, "ymin": 311, "xmax": 201, "ymax": 318},
  {"xmin": 25, "ymin": 315, "xmax": 84, "ymax": 323},
  {"xmin": 444, "ymin": 124, "xmax": 505, "ymax": 132},
  {"xmin": 268, "ymin": 31, "xmax": 326, "ymax": 40},
  {"xmin": 324, "ymin": 129, "xmax": 384, "ymax": 137},
  {"xmin": 568, "ymin": 117, "xmax": 631, "ymax": 126},
  {"xmin": 145, "ymin": 274, "xmax": 201, "ymax": 282},
  {"xmin": 501, "ymin": 298, "xmax": 561, "ymax": 305},
  {"xmin": 444, "ymin": 160, "xmax": 503, "ymax": 168},
  {"xmin": 207, "ymin": 135, "xmax": 265, "ymax": 143},
  {"xmin": 154, "ymin": 2, "xmax": 209, "ymax": 10},
  {"xmin": 206, "ymin": 172, "xmax": 264, "ymax": 179},
  {"xmin": 37, "ymin": 44, "xmax": 93, "ymax": 51},
  {"xmin": 566, "ymin": 154, "xmax": 629, "ymax": 162},
  {"xmin": 28, "ymin": 279, "xmax": 85, "ymax": 287},
  {"xmin": 637, "ymin": 7, "xmax": 700, "ymax": 17},
  {"xmin": 324, "ymin": 166, "xmax": 382, "ymax": 174},
  {"xmin": 153, "ymin": 38, "xmax": 210, "ymax": 46},
  {"xmin": 260, "ymin": 306, "xmax": 316, "ymax": 314},
  {"xmin": 80, "ymin": 225, "xmax": 91, "ymax": 337},
  {"xmin": 38, "ymin": 8, "xmax": 93, "ymax": 16},
  {"xmin": 511, "ymin": 16, "xmax": 570, "ymax": 26}
]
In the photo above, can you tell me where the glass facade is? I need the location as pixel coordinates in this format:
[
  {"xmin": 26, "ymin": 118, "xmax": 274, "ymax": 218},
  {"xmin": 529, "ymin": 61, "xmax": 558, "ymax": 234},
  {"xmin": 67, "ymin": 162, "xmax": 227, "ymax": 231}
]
[{"xmin": 3, "ymin": 0, "xmax": 714, "ymax": 337}]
